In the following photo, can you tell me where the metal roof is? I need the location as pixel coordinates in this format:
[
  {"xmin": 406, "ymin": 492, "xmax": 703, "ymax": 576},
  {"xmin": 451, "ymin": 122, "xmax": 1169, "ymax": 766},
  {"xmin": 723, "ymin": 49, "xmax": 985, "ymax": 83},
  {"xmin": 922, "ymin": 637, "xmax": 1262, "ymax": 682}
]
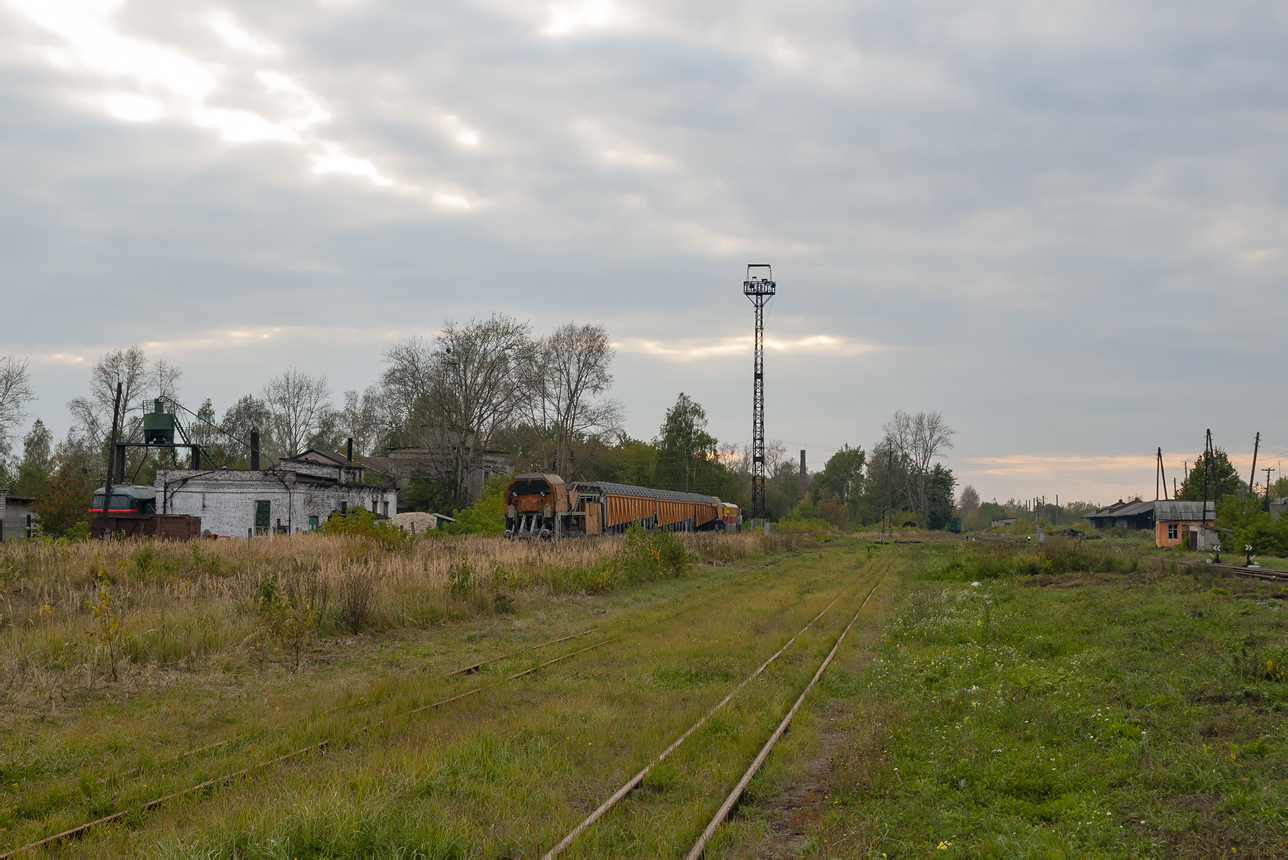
[
  {"xmin": 1153, "ymin": 500, "xmax": 1215, "ymax": 521},
  {"xmin": 572, "ymin": 480, "xmax": 719, "ymax": 505},
  {"xmin": 1085, "ymin": 500, "xmax": 1153, "ymax": 519}
]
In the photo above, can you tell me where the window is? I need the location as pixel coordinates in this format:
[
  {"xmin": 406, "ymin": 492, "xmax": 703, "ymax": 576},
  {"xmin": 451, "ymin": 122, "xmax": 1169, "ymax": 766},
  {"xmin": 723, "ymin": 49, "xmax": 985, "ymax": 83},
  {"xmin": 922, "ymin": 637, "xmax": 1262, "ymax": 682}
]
[
  {"xmin": 308, "ymin": 515, "xmax": 319, "ymax": 531},
  {"xmin": 1167, "ymin": 523, "xmax": 1178, "ymax": 540},
  {"xmin": 383, "ymin": 502, "xmax": 390, "ymax": 517},
  {"xmin": 254, "ymin": 500, "xmax": 271, "ymax": 536}
]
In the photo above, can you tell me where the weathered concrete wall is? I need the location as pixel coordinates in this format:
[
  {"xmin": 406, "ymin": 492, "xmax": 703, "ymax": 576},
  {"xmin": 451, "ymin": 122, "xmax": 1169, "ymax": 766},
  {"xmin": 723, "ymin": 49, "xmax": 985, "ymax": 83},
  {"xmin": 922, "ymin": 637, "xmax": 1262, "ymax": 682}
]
[
  {"xmin": 155, "ymin": 470, "xmax": 398, "ymax": 538},
  {"xmin": 0, "ymin": 494, "xmax": 35, "ymax": 542}
]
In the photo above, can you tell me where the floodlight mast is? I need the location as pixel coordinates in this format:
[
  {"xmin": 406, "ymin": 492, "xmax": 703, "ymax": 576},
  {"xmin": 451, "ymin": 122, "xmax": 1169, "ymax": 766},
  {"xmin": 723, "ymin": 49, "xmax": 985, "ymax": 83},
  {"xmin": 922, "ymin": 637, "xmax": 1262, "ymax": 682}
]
[{"xmin": 744, "ymin": 264, "xmax": 775, "ymax": 522}]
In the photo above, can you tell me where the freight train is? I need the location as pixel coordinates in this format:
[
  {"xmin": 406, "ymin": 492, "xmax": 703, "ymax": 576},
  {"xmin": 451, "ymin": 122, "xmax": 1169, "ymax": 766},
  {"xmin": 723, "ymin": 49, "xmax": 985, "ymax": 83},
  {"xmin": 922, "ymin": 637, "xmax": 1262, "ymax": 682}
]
[{"xmin": 503, "ymin": 472, "xmax": 741, "ymax": 539}]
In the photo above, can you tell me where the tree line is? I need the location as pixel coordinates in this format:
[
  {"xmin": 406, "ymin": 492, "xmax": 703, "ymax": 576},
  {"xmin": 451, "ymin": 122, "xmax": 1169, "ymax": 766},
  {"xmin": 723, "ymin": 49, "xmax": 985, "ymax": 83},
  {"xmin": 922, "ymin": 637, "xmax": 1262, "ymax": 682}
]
[{"xmin": 2, "ymin": 333, "xmax": 997, "ymax": 535}]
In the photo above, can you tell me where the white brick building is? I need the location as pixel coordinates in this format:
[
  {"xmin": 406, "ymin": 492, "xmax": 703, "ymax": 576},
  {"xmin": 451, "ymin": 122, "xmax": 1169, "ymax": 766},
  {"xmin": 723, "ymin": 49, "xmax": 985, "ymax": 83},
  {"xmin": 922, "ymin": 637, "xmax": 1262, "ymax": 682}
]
[
  {"xmin": 155, "ymin": 454, "xmax": 398, "ymax": 538},
  {"xmin": 0, "ymin": 490, "xmax": 36, "ymax": 542}
]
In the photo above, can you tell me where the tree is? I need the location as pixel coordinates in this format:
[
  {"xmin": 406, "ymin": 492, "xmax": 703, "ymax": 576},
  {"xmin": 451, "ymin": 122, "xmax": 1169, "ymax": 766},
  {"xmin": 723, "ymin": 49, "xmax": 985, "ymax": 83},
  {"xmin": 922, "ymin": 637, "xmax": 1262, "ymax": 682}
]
[
  {"xmin": 519, "ymin": 322, "xmax": 623, "ymax": 480},
  {"xmin": 655, "ymin": 393, "xmax": 718, "ymax": 494},
  {"xmin": 34, "ymin": 467, "xmax": 95, "ymax": 537},
  {"xmin": 925, "ymin": 463, "xmax": 957, "ymax": 530},
  {"xmin": 1176, "ymin": 447, "xmax": 1243, "ymax": 503},
  {"xmin": 957, "ymin": 485, "xmax": 980, "ymax": 525},
  {"xmin": 384, "ymin": 316, "xmax": 534, "ymax": 504},
  {"xmin": 878, "ymin": 410, "xmax": 955, "ymax": 523},
  {"xmin": 810, "ymin": 444, "xmax": 866, "ymax": 506},
  {"xmin": 338, "ymin": 386, "xmax": 388, "ymax": 457},
  {"xmin": 0, "ymin": 355, "xmax": 35, "ymax": 467},
  {"xmin": 817, "ymin": 488, "xmax": 848, "ymax": 528},
  {"xmin": 220, "ymin": 395, "xmax": 274, "ymax": 466},
  {"xmin": 262, "ymin": 369, "xmax": 332, "ymax": 459},
  {"xmin": 67, "ymin": 346, "xmax": 180, "ymax": 448},
  {"xmin": 12, "ymin": 419, "xmax": 53, "ymax": 498}
]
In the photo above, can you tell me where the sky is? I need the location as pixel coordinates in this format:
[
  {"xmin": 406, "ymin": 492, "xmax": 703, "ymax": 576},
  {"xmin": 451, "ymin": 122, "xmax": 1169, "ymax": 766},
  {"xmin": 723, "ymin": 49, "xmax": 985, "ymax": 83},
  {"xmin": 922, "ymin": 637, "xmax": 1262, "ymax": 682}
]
[{"xmin": 2, "ymin": 0, "xmax": 1286, "ymax": 505}]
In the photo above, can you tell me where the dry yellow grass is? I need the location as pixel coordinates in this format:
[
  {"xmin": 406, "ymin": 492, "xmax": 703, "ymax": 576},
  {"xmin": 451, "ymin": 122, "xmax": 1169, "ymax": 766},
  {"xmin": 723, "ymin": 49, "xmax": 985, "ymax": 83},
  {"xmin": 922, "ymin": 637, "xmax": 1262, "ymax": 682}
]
[{"xmin": 0, "ymin": 531, "xmax": 791, "ymax": 707}]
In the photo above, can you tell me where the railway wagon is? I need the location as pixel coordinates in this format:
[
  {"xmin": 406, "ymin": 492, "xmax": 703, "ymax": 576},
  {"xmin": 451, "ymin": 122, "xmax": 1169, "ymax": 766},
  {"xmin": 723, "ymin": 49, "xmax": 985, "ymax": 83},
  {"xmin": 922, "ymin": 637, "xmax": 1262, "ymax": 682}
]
[
  {"xmin": 721, "ymin": 502, "xmax": 742, "ymax": 533},
  {"xmin": 503, "ymin": 473, "xmax": 728, "ymax": 538},
  {"xmin": 571, "ymin": 481, "xmax": 723, "ymax": 535},
  {"xmin": 504, "ymin": 473, "xmax": 588, "ymax": 539}
]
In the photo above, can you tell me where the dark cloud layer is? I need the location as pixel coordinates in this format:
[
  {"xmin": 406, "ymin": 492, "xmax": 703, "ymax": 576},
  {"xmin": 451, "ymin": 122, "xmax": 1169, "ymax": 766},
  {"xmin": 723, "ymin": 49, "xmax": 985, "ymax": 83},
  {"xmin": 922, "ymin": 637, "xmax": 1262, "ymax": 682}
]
[{"xmin": 2, "ymin": 0, "xmax": 1286, "ymax": 501}]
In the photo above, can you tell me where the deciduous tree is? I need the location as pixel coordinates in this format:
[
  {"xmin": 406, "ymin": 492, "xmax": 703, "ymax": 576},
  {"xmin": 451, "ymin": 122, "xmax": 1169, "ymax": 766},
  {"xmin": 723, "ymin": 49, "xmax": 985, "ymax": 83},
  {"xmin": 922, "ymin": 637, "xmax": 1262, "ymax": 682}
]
[
  {"xmin": 262, "ymin": 369, "xmax": 332, "ymax": 459},
  {"xmin": 520, "ymin": 322, "xmax": 623, "ymax": 480},
  {"xmin": 0, "ymin": 355, "xmax": 35, "ymax": 466}
]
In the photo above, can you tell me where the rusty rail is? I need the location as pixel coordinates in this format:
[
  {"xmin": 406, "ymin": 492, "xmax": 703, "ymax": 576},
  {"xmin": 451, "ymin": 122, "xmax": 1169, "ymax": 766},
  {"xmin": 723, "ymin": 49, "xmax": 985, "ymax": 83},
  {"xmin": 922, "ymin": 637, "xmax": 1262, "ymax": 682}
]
[
  {"xmin": 543, "ymin": 583, "xmax": 860, "ymax": 859},
  {"xmin": 685, "ymin": 578, "xmax": 883, "ymax": 859}
]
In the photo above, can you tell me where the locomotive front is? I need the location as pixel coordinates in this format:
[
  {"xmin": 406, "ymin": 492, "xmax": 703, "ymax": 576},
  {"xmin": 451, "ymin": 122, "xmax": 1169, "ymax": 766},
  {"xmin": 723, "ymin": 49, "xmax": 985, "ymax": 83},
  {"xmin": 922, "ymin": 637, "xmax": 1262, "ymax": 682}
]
[{"xmin": 504, "ymin": 473, "xmax": 568, "ymax": 539}]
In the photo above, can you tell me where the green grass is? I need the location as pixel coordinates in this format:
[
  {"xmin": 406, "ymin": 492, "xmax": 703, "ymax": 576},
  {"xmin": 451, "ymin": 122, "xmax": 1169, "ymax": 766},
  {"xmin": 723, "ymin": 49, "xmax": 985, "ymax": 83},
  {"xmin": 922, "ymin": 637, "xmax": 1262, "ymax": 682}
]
[
  {"xmin": 769, "ymin": 541, "xmax": 1288, "ymax": 857},
  {"xmin": 0, "ymin": 537, "xmax": 883, "ymax": 857}
]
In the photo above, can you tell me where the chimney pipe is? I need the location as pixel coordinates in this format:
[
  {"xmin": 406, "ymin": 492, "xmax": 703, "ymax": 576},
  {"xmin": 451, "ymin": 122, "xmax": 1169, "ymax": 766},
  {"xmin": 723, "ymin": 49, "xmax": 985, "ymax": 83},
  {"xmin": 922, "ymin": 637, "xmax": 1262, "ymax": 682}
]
[
  {"xmin": 799, "ymin": 449, "xmax": 807, "ymax": 494},
  {"xmin": 191, "ymin": 446, "xmax": 201, "ymax": 469},
  {"xmin": 250, "ymin": 429, "xmax": 260, "ymax": 471},
  {"xmin": 346, "ymin": 437, "xmax": 354, "ymax": 464}
]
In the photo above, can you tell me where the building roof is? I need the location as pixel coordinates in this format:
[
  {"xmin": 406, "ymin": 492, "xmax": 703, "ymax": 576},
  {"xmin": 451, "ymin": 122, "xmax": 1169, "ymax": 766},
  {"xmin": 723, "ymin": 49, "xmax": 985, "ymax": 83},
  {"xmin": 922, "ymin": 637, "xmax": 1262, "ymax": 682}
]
[
  {"xmin": 1084, "ymin": 499, "xmax": 1154, "ymax": 520},
  {"xmin": 282, "ymin": 449, "xmax": 393, "ymax": 478},
  {"xmin": 1153, "ymin": 500, "xmax": 1215, "ymax": 522}
]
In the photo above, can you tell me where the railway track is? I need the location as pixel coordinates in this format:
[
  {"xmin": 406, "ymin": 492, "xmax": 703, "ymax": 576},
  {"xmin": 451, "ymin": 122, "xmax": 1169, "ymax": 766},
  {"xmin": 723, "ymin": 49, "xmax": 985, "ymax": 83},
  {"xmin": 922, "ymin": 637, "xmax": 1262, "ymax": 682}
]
[
  {"xmin": 546, "ymin": 559, "xmax": 889, "ymax": 858},
  {"xmin": 4, "ymin": 548, "xmax": 885, "ymax": 857},
  {"xmin": 1180, "ymin": 559, "xmax": 1288, "ymax": 584}
]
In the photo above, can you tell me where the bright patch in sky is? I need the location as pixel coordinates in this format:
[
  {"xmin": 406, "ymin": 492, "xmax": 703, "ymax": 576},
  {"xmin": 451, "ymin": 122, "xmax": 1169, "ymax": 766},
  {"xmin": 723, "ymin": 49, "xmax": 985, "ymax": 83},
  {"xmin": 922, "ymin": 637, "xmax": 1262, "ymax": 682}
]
[
  {"xmin": 104, "ymin": 91, "xmax": 161, "ymax": 121},
  {"xmin": 312, "ymin": 147, "xmax": 394, "ymax": 186},
  {"xmin": 208, "ymin": 11, "xmax": 280, "ymax": 55},
  {"xmin": 571, "ymin": 118, "xmax": 675, "ymax": 170},
  {"xmin": 8, "ymin": 0, "xmax": 457, "ymax": 199},
  {"xmin": 544, "ymin": 1, "xmax": 615, "ymax": 35},
  {"xmin": 617, "ymin": 334, "xmax": 882, "ymax": 361}
]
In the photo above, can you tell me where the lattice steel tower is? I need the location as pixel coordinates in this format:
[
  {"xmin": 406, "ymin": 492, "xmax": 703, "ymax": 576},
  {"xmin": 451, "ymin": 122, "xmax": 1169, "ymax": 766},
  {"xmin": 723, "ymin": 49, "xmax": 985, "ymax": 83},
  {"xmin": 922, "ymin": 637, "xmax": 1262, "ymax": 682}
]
[{"xmin": 744, "ymin": 264, "xmax": 776, "ymax": 521}]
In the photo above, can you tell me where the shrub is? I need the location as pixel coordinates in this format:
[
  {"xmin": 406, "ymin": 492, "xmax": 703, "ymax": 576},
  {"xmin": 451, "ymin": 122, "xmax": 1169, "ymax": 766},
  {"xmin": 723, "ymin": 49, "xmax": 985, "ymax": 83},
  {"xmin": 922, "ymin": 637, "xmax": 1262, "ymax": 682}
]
[
  {"xmin": 321, "ymin": 507, "xmax": 408, "ymax": 549},
  {"xmin": 612, "ymin": 526, "xmax": 692, "ymax": 583}
]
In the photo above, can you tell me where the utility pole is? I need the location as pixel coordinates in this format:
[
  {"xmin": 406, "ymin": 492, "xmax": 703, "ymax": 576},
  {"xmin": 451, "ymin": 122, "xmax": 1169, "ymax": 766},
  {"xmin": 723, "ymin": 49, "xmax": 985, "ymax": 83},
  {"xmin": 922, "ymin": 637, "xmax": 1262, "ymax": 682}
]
[
  {"xmin": 1264, "ymin": 467, "xmax": 1276, "ymax": 512},
  {"xmin": 743, "ymin": 264, "xmax": 775, "ymax": 522},
  {"xmin": 99, "ymin": 382, "xmax": 123, "ymax": 540},
  {"xmin": 882, "ymin": 448, "xmax": 893, "ymax": 543},
  {"xmin": 1248, "ymin": 432, "xmax": 1260, "ymax": 499},
  {"xmin": 1201, "ymin": 430, "xmax": 1213, "ymax": 528}
]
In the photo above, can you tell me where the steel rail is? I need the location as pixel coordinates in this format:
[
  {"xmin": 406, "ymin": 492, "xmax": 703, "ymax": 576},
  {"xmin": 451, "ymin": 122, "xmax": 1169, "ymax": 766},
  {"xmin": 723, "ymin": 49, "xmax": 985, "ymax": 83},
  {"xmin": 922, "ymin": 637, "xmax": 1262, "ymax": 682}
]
[
  {"xmin": 0, "ymin": 741, "xmax": 328, "ymax": 858},
  {"xmin": 685, "ymin": 577, "xmax": 883, "ymax": 860},
  {"xmin": 542, "ymin": 582, "xmax": 860, "ymax": 859},
  {"xmin": 2, "ymin": 637, "xmax": 618, "ymax": 857},
  {"xmin": 448, "ymin": 628, "xmax": 600, "ymax": 676}
]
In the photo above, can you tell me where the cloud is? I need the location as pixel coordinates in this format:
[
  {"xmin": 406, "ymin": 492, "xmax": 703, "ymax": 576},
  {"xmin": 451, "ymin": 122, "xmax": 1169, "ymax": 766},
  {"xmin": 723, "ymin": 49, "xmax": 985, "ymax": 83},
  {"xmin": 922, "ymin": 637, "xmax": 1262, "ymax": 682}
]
[
  {"xmin": 207, "ymin": 10, "xmax": 280, "ymax": 56},
  {"xmin": 7, "ymin": 0, "xmax": 461, "ymax": 199},
  {"xmin": 3, "ymin": 0, "xmax": 1287, "ymax": 506},
  {"xmin": 616, "ymin": 334, "xmax": 884, "ymax": 361}
]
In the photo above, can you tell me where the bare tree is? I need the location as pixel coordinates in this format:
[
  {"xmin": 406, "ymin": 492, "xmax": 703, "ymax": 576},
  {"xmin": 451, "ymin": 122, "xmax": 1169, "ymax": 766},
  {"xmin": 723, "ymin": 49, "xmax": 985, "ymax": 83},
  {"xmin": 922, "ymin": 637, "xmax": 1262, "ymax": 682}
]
[
  {"xmin": 520, "ymin": 322, "xmax": 623, "ymax": 479},
  {"xmin": 0, "ymin": 355, "xmax": 35, "ymax": 463},
  {"xmin": 338, "ymin": 386, "xmax": 389, "ymax": 457},
  {"xmin": 67, "ymin": 347, "xmax": 182, "ymax": 447},
  {"xmin": 383, "ymin": 315, "xmax": 533, "ymax": 502},
  {"xmin": 880, "ymin": 410, "xmax": 955, "ymax": 519},
  {"xmin": 262, "ymin": 369, "xmax": 332, "ymax": 458},
  {"xmin": 958, "ymin": 485, "xmax": 980, "ymax": 516}
]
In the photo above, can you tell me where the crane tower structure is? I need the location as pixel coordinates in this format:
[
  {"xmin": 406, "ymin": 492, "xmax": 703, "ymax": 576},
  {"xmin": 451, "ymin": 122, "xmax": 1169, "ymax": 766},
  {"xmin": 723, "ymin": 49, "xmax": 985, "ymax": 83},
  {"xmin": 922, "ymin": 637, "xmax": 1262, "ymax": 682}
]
[{"xmin": 744, "ymin": 264, "xmax": 776, "ymax": 521}]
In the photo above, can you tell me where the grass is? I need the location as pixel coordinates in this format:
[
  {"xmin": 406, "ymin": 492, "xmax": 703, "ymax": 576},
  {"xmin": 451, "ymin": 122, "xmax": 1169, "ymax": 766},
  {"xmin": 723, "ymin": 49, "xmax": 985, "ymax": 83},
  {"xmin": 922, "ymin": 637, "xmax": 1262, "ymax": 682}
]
[
  {"xmin": 0, "ymin": 529, "xmax": 799, "ymax": 706},
  {"xmin": 0, "ymin": 530, "xmax": 847, "ymax": 856},
  {"xmin": 7, "ymin": 534, "xmax": 1286, "ymax": 857},
  {"xmin": 748, "ymin": 539, "xmax": 1288, "ymax": 857}
]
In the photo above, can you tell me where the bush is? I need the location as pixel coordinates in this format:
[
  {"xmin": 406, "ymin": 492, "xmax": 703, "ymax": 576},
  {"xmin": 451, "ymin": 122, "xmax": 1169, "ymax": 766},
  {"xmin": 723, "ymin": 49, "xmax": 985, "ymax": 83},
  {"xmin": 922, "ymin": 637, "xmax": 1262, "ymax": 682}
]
[
  {"xmin": 443, "ymin": 476, "xmax": 508, "ymax": 537},
  {"xmin": 321, "ymin": 507, "xmax": 408, "ymax": 549},
  {"xmin": 611, "ymin": 526, "xmax": 692, "ymax": 584}
]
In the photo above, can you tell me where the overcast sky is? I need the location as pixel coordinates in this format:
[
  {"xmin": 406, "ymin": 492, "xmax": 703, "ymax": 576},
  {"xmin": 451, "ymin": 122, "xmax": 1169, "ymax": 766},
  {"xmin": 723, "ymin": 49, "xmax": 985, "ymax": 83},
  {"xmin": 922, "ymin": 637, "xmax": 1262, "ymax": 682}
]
[{"xmin": 2, "ymin": 0, "xmax": 1286, "ymax": 504}]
